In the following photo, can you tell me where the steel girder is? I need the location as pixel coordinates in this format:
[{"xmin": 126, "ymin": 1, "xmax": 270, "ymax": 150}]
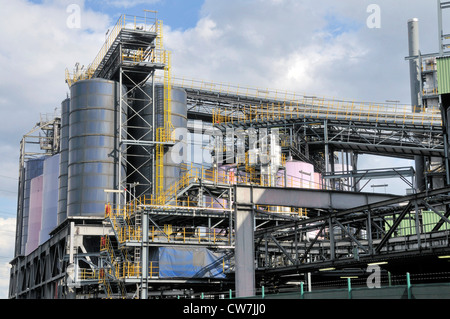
[
  {"xmin": 183, "ymin": 86, "xmax": 445, "ymax": 160},
  {"xmin": 243, "ymin": 187, "xmax": 450, "ymax": 275}
]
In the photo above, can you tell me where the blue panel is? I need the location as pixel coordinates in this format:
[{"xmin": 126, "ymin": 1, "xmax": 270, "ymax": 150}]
[
  {"xmin": 39, "ymin": 154, "xmax": 60, "ymax": 245},
  {"xmin": 21, "ymin": 157, "xmax": 46, "ymax": 255},
  {"xmin": 158, "ymin": 247, "xmax": 226, "ymax": 279}
]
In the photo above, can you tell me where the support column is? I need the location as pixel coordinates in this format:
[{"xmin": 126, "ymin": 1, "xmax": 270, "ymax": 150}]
[
  {"xmin": 324, "ymin": 120, "xmax": 330, "ymax": 189},
  {"xmin": 141, "ymin": 210, "xmax": 149, "ymax": 299},
  {"xmin": 234, "ymin": 204, "xmax": 255, "ymax": 298}
]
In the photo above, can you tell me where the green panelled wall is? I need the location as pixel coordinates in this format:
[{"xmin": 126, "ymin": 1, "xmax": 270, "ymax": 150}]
[
  {"xmin": 384, "ymin": 211, "xmax": 450, "ymax": 236},
  {"xmin": 437, "ymin": 57, "xmax": 450, "ymax": 94}
]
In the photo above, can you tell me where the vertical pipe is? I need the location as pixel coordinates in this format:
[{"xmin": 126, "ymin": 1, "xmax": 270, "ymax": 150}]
[
  {"xmin": 408, "ymin": 18, "xmax": 426, "ymax": 192},
  {"xmin": 118, "ymin": 47, "xmax": 123, "ymax": 202},
  {"xmin": 351, "ymin": 153, "xmax": 359, "ymax": 192},
  {"xmin": 295, "ymin": 222, "xmax": 299, "ymax": 262},
  {"xmin": 408, "ymin": 18, "xmax": 422, "ymax": 113},
  {"xmin": 367, "ymin": 210, "xmax": 373, "ymax": 254},
  {"xmin": 152, "ymin": 73, "xmax": 156, "ymax": 196},
  {"xmin": 347, "ymin": 278, "xmax": 352, "ymax": 299},
  {"xmin": 324, "ymin": 120, "xmax": 329, "ymax": 189},
  {"xmin": 406, "ymin": 272, "xmax": 412, "ymax": 299},
  {"xmin": 300, "ymin": 282, "xmax": 304, "ymax": 299},
  {"xmin": 69, "ymin": 221, "xmax": 75, "ymax": 264},
  {"xmin": 307, "ymin": 272, "xmax": 312, "ymax": 292},
  {"xmin": 414, "ymin": 201, "xmax": 422, "ymax": 247},
  {"xmin": 438, "ymin": 0, "xmax": 444, "ymax": 56},
  {"xmin": 329, "ymin": 217, "xmax": 335, "ymax": 260},
  {"xmin": 141, "ymin": 211, "xmax": 148, "ymax": 299},
  {"xmin": 440, "ymin": 101, "xmax": 450, "ymax": 185}
]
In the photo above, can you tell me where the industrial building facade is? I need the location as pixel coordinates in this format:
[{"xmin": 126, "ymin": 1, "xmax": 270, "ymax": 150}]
[{"xmin": 8, "ymin": 3, "xmax": 450, "ymax": 299}]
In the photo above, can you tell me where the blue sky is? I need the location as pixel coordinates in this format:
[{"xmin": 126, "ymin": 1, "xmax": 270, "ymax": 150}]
[
  {"xmin": 87, "ymin": 0, "xmax": 205, "ymax": 30},
  {"xmin": 28, "ymin": 0, "xmax": 205, "ymax": 30}
]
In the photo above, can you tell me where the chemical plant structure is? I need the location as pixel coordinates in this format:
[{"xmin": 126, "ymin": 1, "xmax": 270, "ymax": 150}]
[{"xmin": 8, "ymin": 3, "xmax": 450, "ymax": 299}]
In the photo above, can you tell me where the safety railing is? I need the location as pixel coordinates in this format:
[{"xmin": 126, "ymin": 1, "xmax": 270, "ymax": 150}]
[
  {"xmin": 168, "ymin": 76, "xmax": 441, "ymax": 123},
  {"xmin": 151, "ymin": 162, "xmax": 226, "ymax": 205},
  {"xmin": 153, "ymin": 76, "xmax": 444, "ymax": 127},
  {"xmin": 115, "ymin": 261, "xmax": 159, "ymax": 279},
  {"xmin": 117, "ymin": 224, "xmax": 231, "ymax": 245},
  {"xmin": 78, "ymin": 268, "xmax": 99, "ymax": 281},
  {"xmin": 158, "ymin": 75, "xmax": 434, "ymax": 124},
  {"xmin": 144, "ymin": 161, "xmax": 332, "ymax": 208},
  {"xmin": 255, "ymin": 205, "xmax": 308, "ymax": 217},
  {"xmin": 65, "ymin": 14, "xmax": 165, "ymax": 86},
  {"xmin": 212, "ymin": 100, "xmax": 442, "ymax": 127}
]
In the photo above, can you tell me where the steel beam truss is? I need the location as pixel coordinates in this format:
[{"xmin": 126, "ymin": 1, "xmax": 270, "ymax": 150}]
[
  {"xmin": 241, "ymin": 187, "xmax": 450, "ymax": 278},
  {"xmin": 9, "ymin": 217, "xmax": 109, "ymax": 299},
  {"xmin": 14, "ymin": 115, "xmax": 61, "ymax": 258}
]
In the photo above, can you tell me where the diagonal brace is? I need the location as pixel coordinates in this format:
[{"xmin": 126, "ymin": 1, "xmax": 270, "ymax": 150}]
[
  {"xmin": 334, "ymin": 219, "xmax": 369, "ymax": 254},
  {"xmin": 269, "ymin": 234, "xmax": 297, "ymax": 265},
  {"xmin": 375, "ymin": 201, "xmax": 413, "ymax": 254}
]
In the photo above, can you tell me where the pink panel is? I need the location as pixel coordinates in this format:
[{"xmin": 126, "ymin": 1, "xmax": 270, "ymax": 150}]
[
  {"xmin": 314, "ymin": 172, "xmax": 323, "ymax": 190},
  {"xmin": 25, "ymin": 175, "xmax": 43, "ymax": 255},
  {"xmin": 285, "ymin": 161, "xmax": 315, "ymax": 189}
]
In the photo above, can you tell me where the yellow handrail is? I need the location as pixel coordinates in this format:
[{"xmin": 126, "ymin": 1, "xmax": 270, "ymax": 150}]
[{"xmin": 66, "ymin": 14, "xmax": 165, "ymax": 86}]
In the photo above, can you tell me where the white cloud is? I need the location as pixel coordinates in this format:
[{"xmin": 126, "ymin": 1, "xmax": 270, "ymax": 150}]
[
  {"xmin": 0, "ymin": 0, "xmax": 110, "ymax": 298},
  {"xmin": 101, "ymin": 0, "xmax": 161, "ymax": 9},
  {"xmin": 0, "ymin": 0, "xmax": 111, "ymax": 182},
  {"xmin": 165, "ymin": 0, "xmax": 438, "ymax": 104},
  {"xmin": 0, "ymin": 218, "xmax": 16, "ymax": 257},
  {"xmin": 0, "ymin": 262, "xmax": 12, "ymax": 299},
  {"xmin": 162, "ymin": 0, "xmax": 434, "ymax": 194},
  {"xmin": 0, "ymin": 218, "xmax": 16, "ymax": 299}
]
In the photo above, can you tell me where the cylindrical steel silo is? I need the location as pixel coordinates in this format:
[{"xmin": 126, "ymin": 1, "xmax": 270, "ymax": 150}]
[
  {"xmin": 163, "ymin": 87, "xmax": 188, "ymax": 192},
  {"xmin": 67, "ymin": 78, "xmax": 124, "ymax": 217},
  {"xmin": 57, "ymin": 98, "xmax": 70, "ymax": 225},
  {"xmin": 39, "ymin": 154, "xmax": 60, "ymax": 245}
]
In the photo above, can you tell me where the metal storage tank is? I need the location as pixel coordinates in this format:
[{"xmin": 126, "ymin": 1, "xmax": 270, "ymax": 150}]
[
  {"xmin": 39, "ymin": 154, "xmax": 60, "ymax": 245},
  {"xmin": 25, "ymin": 175, "xmax": 44, "ymax": 255},
  {"xmin": 127, "ymin": 84, "xmax": 154, "ymax": 198},
  {"xmin": 58, "ymin": 98, "xmax": 70, "ymax": 225},
  {"xmin": 20, "ymin": 157, "xmax": 46, "ymax": 255},
  {"xmin": 163, "ymin": 87, "xmax": 188, "ymax": 192},
  {"xmin": 67, "ymin": 78, "xmax": 125, "ymax": 217}
]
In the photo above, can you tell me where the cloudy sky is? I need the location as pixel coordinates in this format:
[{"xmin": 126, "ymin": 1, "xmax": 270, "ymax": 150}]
[{"xmin": 0, "ymin": 0, "xmax": 445, "ymax": 298}]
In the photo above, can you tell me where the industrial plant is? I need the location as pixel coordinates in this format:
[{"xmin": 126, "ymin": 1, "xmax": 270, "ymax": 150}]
[{"xmin": 7, "ymin": 2, "xmax": 450, "ymax": 299}]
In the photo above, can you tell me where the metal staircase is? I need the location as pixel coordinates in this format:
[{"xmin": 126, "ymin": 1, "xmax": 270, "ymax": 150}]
[{"xmin": 99, "ymin": 235, "xmax": 127, "ymax": 298}]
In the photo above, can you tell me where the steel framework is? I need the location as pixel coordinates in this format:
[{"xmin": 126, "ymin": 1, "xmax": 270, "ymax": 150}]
[{"xmin": 9, "ymin": 4, "xmax": 450, "ymax": 299}]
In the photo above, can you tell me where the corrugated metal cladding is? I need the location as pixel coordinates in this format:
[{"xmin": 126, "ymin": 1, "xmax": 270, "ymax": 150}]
[{"xmin": 437, "ymin": 57, "xmax": 450, "ymax": 94}]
